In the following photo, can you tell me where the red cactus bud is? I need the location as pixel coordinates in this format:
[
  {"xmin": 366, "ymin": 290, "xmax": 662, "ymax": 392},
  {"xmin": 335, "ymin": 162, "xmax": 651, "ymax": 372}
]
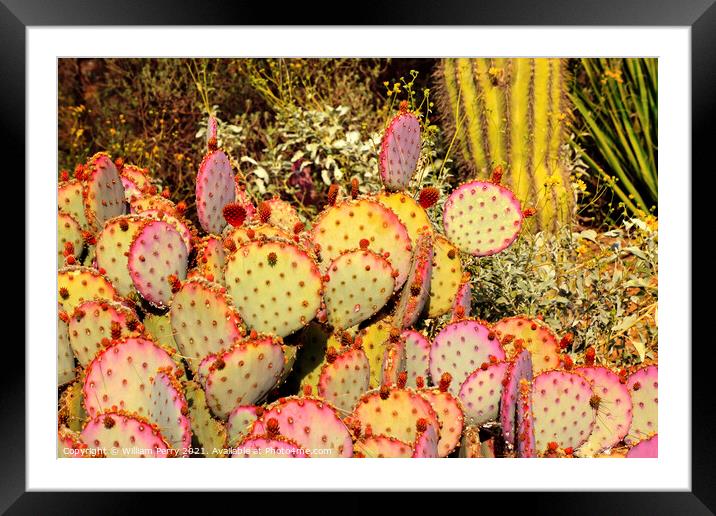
[
  {"xmin": 523, "ymin": 207, "xmax": 537, "ymax": 218},
  {"xmin": 114, "ymin": 157, "xmax": 124, "ymax": 171},
  {"xmin": 255, "ymin": 406, "xmax": 264, "ymax": 418},
  {"xmin": 161, "ymin": 187, "xmax": 170, "ymax": 199},
  {"xmin": 246, "ymin": 228, "xmax": 256, "ymax": 239},
  {"xmin": 74, "ymin": 164, "xmax": 85, "ymax": 180},
  {"xmin": 293, "ymin": 221, "xmax": 305, "ymax": 234},
  {"xmin": 418, "ymin": 187, "xmax": 440, "ymax": 209},
  {"xmin": 547, "ymin": 441, "xmax": 559, "ymax": 452},
  {"xmin": 59, "ymin": 287, "xmax": 70, "ymax": 300},
  {"xmin": 205, "ymin": 273, "xmax": 214, "ymax": 282},
  {"xmin": 559, "ymin": 332, "xmax": 574, "ymax": 350},
  {"xmin": 585, "ymin": 346, "xmax": 596, "ymax": 366},
  {"xmin": 480, "ymin": 362, "xmax": 489, "ymax": 371},
  {"xmin": 350, "ymin": 178, "xmax": 359, "ymax": 199},
  {"xmin": 103, "ymin": 415, "xmax": 115, "ymax": 429},
  {"xmin": 364, "ymin": 424, "xmax": 373, "ymax": 439},
  {"xmin": 146, "ymin": 185, "xmax": 158, "ymax": 195},
  {"xmin": 416, "ymin": 418, "xmax": 428, "ymax": 433},
  {"xmin": 563, "ymin": 354, "xmax": 574, "ymax": 370},
  {"xmin": 453, "ymin": 305, "xmax": 465, "ymax": 320},
  {"xmin": 65, "ymin": 256, "xmax": 76, "ymax": 265},
  {"xmin": 258, "ymin": 202, "xmax": 271, "ymax": 223},
  {"xmin": 222, "ymin": 203, "xmax": 247, "ymax": 228},
  {"xmin": 249, "ymin": 329, "xmax": 258, "ymax": 339},
  {"xmin": 564, "ymin": 447, "xmax": 574, "ymax": 456},
  {"xmin": 491, "ymin": 165, "xmax": 504, "ymax": 184},
  {"xmin": 326, "ymin": 347, "xmax": 338, "ymax": 364},
  {"xmin": 447, "ymin": 249, "xmax": 456, "ymax": 259},
  {"xmin": 327, "ymin": 184, "xmax": 339, "ymax": 206},
  {"xmin": 266, "ymin": 418, "xmax": 280, "ymax": 437},
  {"xmin": 379, "ymin": 385, "xmax": 390, "ymax": 400},
  {"xmin": 416, "ymin": 376, "xmax": 425, "ymax": 389},
  {"xmin": 397, "ymin": 371, "xmax": 408, "ymax": 389},
  {"xmin": 60, "ymin": 170, "xmax": 70, "ymax": 181},
  {"xmin": 359, "ymin": 238, "xmax": 370, "ymax": 250},
  {"xmin": 267, "ymin": 252, "xmax": 277, "ymax": 267},
  {"xmin": 399, "ymin": 100, "xmax": 409, "ymax": 113},
  {"xmin": 439, "ymin": 372, "xmax": 452, "ymax": 393},
  {"xmin": 322, "ymin": 274, "xmax": 330, "ymax": 283},
  {"xmin": 488, "ymin": 354, "xmax": 497, "ymax": 364},
  {"xmin": 176, "ymin": 201, "xmax": 187, "ymax": 215}
]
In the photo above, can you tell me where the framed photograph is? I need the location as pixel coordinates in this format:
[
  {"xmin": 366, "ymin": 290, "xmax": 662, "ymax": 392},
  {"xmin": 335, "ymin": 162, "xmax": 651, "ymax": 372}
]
[{"xmin": 8, "ymin": 0, "xmax": 710, "ymax": 510}]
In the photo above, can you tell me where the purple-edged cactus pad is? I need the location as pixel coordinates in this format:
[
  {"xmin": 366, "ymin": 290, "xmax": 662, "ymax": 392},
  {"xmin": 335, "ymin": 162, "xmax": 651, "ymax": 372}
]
[
  {"xmin": 226, "ymin": 405, "xmax": 261, "ymax": 446},
  {"xmin": 459, "ymin": 361, "xmax": 508, "ymax": 426},
  {"xmin": 419, "ymin": 388, "xmax": 464, "ymax": 457},
  {"xmin": 196, "ymin": 149, "xmax": 234, "ymax": 234},
  {"xmin": 379, "ymin": 107, "xmax": 421, "ymax": 191},
  {"xmin": 149, "ymin": 369, "xmax": 192, "ymax": 454},
  {"xmin": 80, "ymin": 412, "xmax": 172, "ymax": 457},
  {"xmin": 412, "ymin": 423, "xmax": 439, "ymax": 458},
  {"xmin": 442, "ymin": 180, "xmax": 523, "ymax": 256},
  {"xmin": 403, "ymin": 330, "xmax": 430, "ymax": 388},
  {"xmin": 394, "ymin": 229, "xmax": 433, "ymax": 329},
  {"xmin": 83, "ymin": 153, "xmax": 126, "ymax": 231},
  {"xmin": 500, "ymin": 349, "xmax": 533, "ymax": 448},
  {"xmin": 317, "ymin": 346, "xmax": 370, "ymax": 413},
  {"xmin": 625, "ymin": 365, "xmax": 657, "ymax": 445},
  {"xmin": 429, "ymin": 319, "xmax": 505, "ymax": 396},
  {"xmin": 493, "ymin": 316, "xmax": 561, "ymax": 374}
]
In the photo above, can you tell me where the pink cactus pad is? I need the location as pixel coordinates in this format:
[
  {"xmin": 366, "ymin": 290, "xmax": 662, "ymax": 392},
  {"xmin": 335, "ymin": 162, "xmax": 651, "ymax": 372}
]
[
  {"xmin": 224, "ymin": 239, "xmax": 322, "ymax": 338},
  {"xmin": 250, "ymin": 397, "xmax": 353, "ymax": 457},
  {"xmin": 429, "ymin": 319, "xmax": 505, "ymax": 396},
  {"xmin": 379, "ymin": 109, "xmax": 421, "ymax": 191},
  {"xmin": 500, "ymin": 349, "xmax": 534, "ymax": 448},
  {"xmin": 120, "ymin": 176, "xmax": 142, "ymax": 202},
  {"xmin": 83, "ymin": 337, "xmax": 178, "ymax": 419},
  {"xmin": 419, "ymin": 389, "xmax": 464, "ymax": 457},
  {"xmin": 57, "ymin": 211, "xmax": 84, "ymax": 267},
  {"xmin": 412, "ymin": 423, "xmax": 439, "ymax": 458},
  {"xmin": 442, "ymin": 180, "xmax": 523, "ymax": 256},
  {"xmin": 140, "ymin": 209, "xmax": 194, "ymax": 254},
  {"xmin": 352, "ymin": 387, "xmax": 440, "ymax": 445},
  {"xmin": 58, "ymin": 266, "xmax": 117, "ymax": 313},
  {"xmin": 196, "ymin": 149, "xmax": 235, "ymax": 234},
  {"xmin": 58, "ymin": 179, "xmax": 89, "ymax": 230},
  {"xmin": 95, "ymin": 214, "xmax": 148, "ymax": 297},
  {"xmin": 317, "ymin": 346, "xmax": 370, "ymax": 413},
  {"xmin": 403, "ymin": 330, "xmax": 430, "ymax": 388},
  {"xmin": 493, "ymin": 316, "xmax": 561, "ymax": 374},
  {"xmin": 119, "ymin": 164, "xmax": 151, "ymax": 194},
  {"xmin": 226, "ymin": 405, "xmax": 261, "ymax": 446},
  {"xmin": 394, "ymin": 229, "xmax": 433, "ymax": 329},
  {"xmin": 355, "ymin": 435, "xmax": 413, "ymax": 458},
  {"xmin": 575, "ymin": 366, "xmax": 633, "ymax": 456},
  {"xmin": 381, "ymin": 338, "xmax": 406, "ymax": 387},
  {"xmin": 127, "ymin": 219, "xmax": 188, "ymax": 308},
  {"xmin": 149, "ymin": 370, "xmax": 192, "ymax": 454},
  {"xmin": 233, "ymin": 436, "xmax": 307, "ymax": 458},
  {"xmin": 83, "ymin": 153, "xmax": 126, "ymax": 231},
  {"xmin": 459, "ymin": 361, "xmax": 508, "ymax": 426},
  {"xmin": 323, "ymin": 250, "xmax": 395, "ymax": 330},
  {"xmin": 68, "ymin": 299, "xmax": 140, "ymax": 367},
  {"xmin": 625, "ymin": 365, "xmax": 658, "ymax": 445},
  {"xmin": 195, "ymin": 235, "xmax": 226, "ymax": 284},
  {"xmin": 169, "ymin": 278, "xmax": 245, "ymax": 372},
  {"xmin": 58, "ymin": 311, "xmax": 75, "ymax": 387},
  {"xmin": 532, "ymin": 370, "xmax": 596, "ymax": 452},
  {"xmin": 80, "ymin": 412, "xmax": 172, "ymax": 458},
  {"xmin": 130, "ymin": 195, "xmax": 179, "ymax": 217},
  {"xmin": 204, "ymin": 336, "xmax": 285, "ymax": 419},
  {"xmin": 516, "ymin": 379, "xmax": 537, "ymax": 457},
  {"xmin": 451, "ymin": 278, "xmax": 472, "ymax": 319},
  {"xmin": 311, "ymin": 199, "xmax": 412, "ymax": 289},
  {"xmin": 627, "ymin": 434, "xmax": 658, "ymax": 458}
]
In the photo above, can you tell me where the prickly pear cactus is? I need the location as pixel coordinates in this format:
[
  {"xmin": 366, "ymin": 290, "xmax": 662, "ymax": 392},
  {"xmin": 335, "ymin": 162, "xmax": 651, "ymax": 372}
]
[
  {"xmin": 499, "ymin": 349, "xmax": 533, "ymax": 448},
  {"xmin": 140, "ymin": 209, "xmax": 194, "ymax": 253},
  {"xmin": 196, "ymin": 149, "xmax": 234, "ymax": 234},
  {"xmin": 451, "ymin": 275, "xmax": 472, "ymax": 319},
  {"xmin": 68, "ymin": 299, "xmax": 140, "ymax": 366},
  {"xmin": 95, "ymin": 215, "xmax": 148, "ymax": 297},
  {"xmin": 58, "ymin": 311, "xmax": 76, "ymax": 386},
  {"xmin": 531, "ymin": 370, "xmax": 596, "ymax": 453},
  {"xmin": 376, "ymin": 191, "xmax": 433, "ymax": 243},
  {"xmin": 493, "ymin": 316, "xmax": 561, "ymax": 374},
  {"xmin": 142, "ymin": 313, "xmax": 178, "ymax": 351},
  {"xmin": 626, "ymin": 434, "xmax": 657, "ymax": 458},
  {"xmin": 323, "ymin": 250, "xmax": 395, "ymax": 330},
  {"xmin": 442, "ymin": 180, "xmax": 524, "ymax": 256},
  {"xmin": 83, "ymin": 153, "xmax": 126, "ymax": 231},
  {"xmin": 194, "ymin": 235, "xmax": 226, "ymax": 284},
  {"xmin": 249, "ymin": 397, "xmax": 353, "ymax": 457},
  {"xmin": 184, "ymin": 380, "xmax": 228, "ymax": 457},
  {"xmin": 425, "ymin": 234, "xmax": 463, "ymax": 318},
  {"xmin": 293, "ymin": 323, "xmax": 330, "ymax": 391},
  {"xmin": 311, "ymin": 199, "xmax": 412, "ymax": 289},
  {"xmin": 575, "ymin": 366, "xmax": 633, "ymax": 456},
  {"xmin": 226, "ymin": 405, "xmax": 261, "ymax": 447},
  {"xmin": 412, "ymin": 422, "xmax": 439, "ymax": 458},
  {"xmin": 128, "ymin": 219, "xmax": 189, "ymax": 308},
  {"xmin": 429, "ymin": 319, "xmax": 505, "ymax": 396},
  {"xmin": 169, "ymin": 278, "xmax": 245, "ymax": 372},
  {"xmin": 459, "ymin": 361, "xmax": 508, "ymax": 426},
  {"xmin": 317, "ymin": 345, "xmax": 370, "ymax": 413},
  {"xmin": 223, "ymin": 223, "xmax": 292, "ymax": 250},
  {"xmin": 261, "ymin": 197, "xmax": 303, "ymax": 233},
  {"xmin": 224, "ymin": 239, "xmax": 322, "ymax": 337},
  {"xmin": 59, "ymin": 380, "xmax": 87, "ymax": 432},
  {"xmin": 204, "ymin": 336, "xmax": 285, "ymax": 419},
  {"xmin": 419, "ymin": 384, "xmax": 464, "ymax": 457},
  {"xmin": 58, "ymin": 212, "xmax": 84, "ymax": 268},
  {"xmin": 352, "ymin": 387, "xmax": 440, "ymax": 445},
  {"xmin": 355, "ymin": 435, "xmax": 413, "ymax": 458},
  {"xmin": 394, "ymin": 229, "xmax": 433, "ymax": 329},
  {"xmin": 58, "ymin": 266, "xmax": 117, "ymax": 313},
  {"xmin": 379, "ymin": 105, "xmax": 421, "ymax": 191},
  {"xmin": 149, "ymin": 369, "xmax": 192, "ymax": 453},
  {"xmin": 625, "ymin": 365, "xmax": 657, "ymax": 445},
  {"xmin": 58, "ymin": 179, "xmax": 89, "ymax": 230},
  {"xmin": 80, "ymin": 412, "xmax": 172, "ymax": 458},
  {"xmin": 357, "ymin": 318, "xmax": 395, "ymax": 388},
  {"xmin": 403, "ymin": 329, "xmax": 430, "ymax": 388}
]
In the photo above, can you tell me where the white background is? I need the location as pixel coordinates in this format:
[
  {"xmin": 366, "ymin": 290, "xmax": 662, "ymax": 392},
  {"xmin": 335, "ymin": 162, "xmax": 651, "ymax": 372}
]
[{"xmin": 28, "ymin": 27, "xmax": 689, "ymax": 490}]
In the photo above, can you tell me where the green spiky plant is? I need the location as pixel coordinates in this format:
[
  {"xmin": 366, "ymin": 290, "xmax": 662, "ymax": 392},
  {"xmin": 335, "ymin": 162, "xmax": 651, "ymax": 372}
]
[
  {"xmin": 569, "ymin": 58, "xmax": 658, "ymax": 219},
  {"xmin": 435, "ymin": 58, "xmax": 574, "ymax": 233}
]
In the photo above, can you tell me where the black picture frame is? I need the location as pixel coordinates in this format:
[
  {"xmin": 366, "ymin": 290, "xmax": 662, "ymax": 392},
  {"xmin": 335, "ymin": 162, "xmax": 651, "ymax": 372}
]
[{"xmin": 8, "ymin": 0, "xmax": 710, "ymax": 512}]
